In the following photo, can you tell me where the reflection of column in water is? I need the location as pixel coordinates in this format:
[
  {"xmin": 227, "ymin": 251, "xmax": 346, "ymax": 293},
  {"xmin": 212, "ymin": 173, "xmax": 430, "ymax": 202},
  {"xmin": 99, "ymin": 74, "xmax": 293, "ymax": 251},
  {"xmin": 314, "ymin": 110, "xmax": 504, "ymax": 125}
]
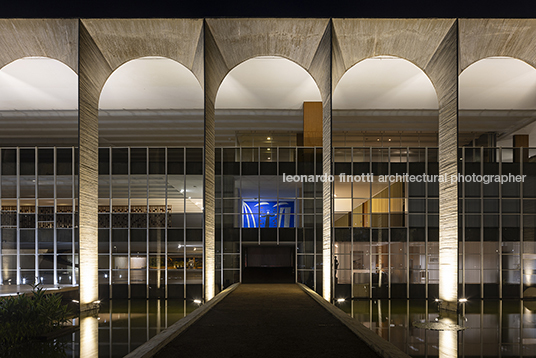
[
  {"xmin": 156, "ymin": 229, "xmax": 161, "ymax": 289},
  {"xmin": 377, "ymin": 299, "xmax": 383, "ymax": 339},
  {"xmin": 146, "ymin": 300, "xmax": 150, "ymax": 341},
  {"xmin": 439, "ymin": 317, "xmax": 457, "ymax": 358},
  {"xmin": 80, "ymin": 316, "xmax": 98, "ymax": 358},
  {"xmin": 157, "ymin": 299, "xmax": 161, "ymax": 334}
]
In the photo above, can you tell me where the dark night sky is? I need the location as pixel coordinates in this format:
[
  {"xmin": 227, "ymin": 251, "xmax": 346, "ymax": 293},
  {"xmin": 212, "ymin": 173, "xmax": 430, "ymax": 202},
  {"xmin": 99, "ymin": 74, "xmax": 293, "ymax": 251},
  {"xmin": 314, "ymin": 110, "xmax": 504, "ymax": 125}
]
[{"xmin": 3, "ymin": 0, "xmax": 536, "ymax": 18}]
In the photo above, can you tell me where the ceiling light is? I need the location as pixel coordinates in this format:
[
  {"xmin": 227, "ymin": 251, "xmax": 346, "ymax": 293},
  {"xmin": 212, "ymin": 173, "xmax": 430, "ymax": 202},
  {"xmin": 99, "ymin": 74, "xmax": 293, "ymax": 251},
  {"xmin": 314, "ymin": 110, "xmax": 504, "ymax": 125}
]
[{"xmin": 267, "ymin": 137, "xmax": 271, "ymax": 140}]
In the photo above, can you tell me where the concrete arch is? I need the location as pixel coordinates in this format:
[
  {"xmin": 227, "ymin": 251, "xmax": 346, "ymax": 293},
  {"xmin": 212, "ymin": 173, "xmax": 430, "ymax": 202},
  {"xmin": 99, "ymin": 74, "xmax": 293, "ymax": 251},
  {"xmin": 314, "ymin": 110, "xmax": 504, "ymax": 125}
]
[
  {"xmin": 0, "ymin": 19, "xmax": 78, "ymax": 74},
  {"xmin": 204, "ymin": 19, "xmax": 332, "ymax": 301},
  {"xmin": 333, "ymin": 55, "xmax": 439, "ymax": 110},
  {"xmin": 332, "ymin": 18, "xmax": 459, "ymax": 308},
  {"xmin": 205, "ymin": 18, "xmax": 331, "ymax": 102},
  {"xmin": 78, "ymin": 19, "xmax": 204, "ymax": 309},
  {"xmin": 459, "ymin": 19, "xmax": 536, "ymax": 73},
  {"xmin": 80, "ymin": 19, "xmax": 204, "ymax": 98}
]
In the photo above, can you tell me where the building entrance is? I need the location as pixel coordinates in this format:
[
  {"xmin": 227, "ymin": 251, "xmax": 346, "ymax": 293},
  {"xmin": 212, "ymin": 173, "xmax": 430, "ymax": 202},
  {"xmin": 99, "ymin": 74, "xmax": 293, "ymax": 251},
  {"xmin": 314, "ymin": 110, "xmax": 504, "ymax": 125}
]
[{"xmin": 242, "ymin": 244, "xmax": 295, "ymax": 283}]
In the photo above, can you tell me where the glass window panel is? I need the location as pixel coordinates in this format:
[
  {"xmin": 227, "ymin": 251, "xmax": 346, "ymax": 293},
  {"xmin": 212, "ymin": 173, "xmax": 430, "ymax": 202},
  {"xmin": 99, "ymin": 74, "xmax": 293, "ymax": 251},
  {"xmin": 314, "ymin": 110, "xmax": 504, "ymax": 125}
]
[
  {"xmin": 149, "ymin": 148, "xmax": 166, "ymax": 175},
  {"xmin": 20, "ymin": 149, "xmax": 35, "ymax": 176},
  {"xmin": 112, "ymin": 148, "xmax": 128, "ymax": 175},
  {"xmin": 130, "ymin": 148, "xmax": 147, "ymax": 175},
  {"xmin": 98, "ymin": 148, "xmax": 110, "ymax": 175},
  {"xmin": 38, "ymin": 148, "xmax": 54, "ymax": 176}
]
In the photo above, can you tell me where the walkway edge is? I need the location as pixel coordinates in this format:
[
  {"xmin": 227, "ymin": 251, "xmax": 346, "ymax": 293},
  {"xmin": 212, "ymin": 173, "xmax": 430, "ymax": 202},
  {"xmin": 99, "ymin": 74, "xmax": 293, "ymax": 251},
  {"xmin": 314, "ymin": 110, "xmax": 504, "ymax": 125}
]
[
  {"xmin": 124, "ymin": 283, "xmax": 241, "ymax": 358},
  {"xmin": 298, "ymin": 284, "xmax": 412, "ymax": 358}
]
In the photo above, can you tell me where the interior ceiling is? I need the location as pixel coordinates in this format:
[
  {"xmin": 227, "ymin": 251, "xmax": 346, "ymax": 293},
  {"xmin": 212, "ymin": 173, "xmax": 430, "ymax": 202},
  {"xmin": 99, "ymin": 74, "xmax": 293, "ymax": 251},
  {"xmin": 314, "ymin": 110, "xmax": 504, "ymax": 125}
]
[
  {"xmin": 99, "ymin": 57, "xmax": 203, "ymax": 110},
  {"xmin": 334, "ymin": 56, "xmax": 438, "ymax": 110},
  {"xmin": 215, "ymin": 57, "xmax": 322, "ymax": 109},
  {"xmin": 2, "ymin": 56, "xmax": 536, "ymax": 147},
  {"xmin": 0, "ymin": 57, "xmax": 77, "ymax": 110},
  {"xmin": 460, "ymin": 57, "xmax": 536, "ymax": 110}
]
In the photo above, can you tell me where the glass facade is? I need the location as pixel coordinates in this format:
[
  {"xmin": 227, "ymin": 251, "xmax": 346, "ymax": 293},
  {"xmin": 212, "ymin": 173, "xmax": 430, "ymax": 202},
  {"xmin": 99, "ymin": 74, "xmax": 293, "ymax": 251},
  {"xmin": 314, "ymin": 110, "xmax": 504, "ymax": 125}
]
[
  {"xmin": 1, "ymin": 147, "xmax": 78, "ymax": 287},
  {"xmin": 2, "ymin": 145, "xmax": 535, "ymax": 301},
  {"xmin": 332, "ymin": 146, "xmax": 536, "ymax": 300}
]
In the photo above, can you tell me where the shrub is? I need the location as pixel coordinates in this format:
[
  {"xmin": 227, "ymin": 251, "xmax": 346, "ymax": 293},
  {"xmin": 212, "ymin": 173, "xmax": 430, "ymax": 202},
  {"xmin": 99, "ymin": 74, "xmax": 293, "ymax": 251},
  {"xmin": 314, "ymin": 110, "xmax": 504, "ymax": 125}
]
[{"xmin": 0, "ymin": 284, "xmax": 71, "ymax": 351}]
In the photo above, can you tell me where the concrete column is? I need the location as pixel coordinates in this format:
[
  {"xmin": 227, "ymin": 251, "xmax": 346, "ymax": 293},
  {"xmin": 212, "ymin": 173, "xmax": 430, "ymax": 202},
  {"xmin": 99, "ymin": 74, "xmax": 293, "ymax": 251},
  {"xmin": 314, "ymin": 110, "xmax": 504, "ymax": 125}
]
[
  {"xmin": 204, "ymin": 22, "xmax": 219, "ymax": 301},
  {"xmin": 433, "ymin": 22, "xmax": 459, "ymax": 312},
  {"xmin": 308, "ymin": 23, "xmax": 332, "ymax": 302},
  {"xmin": 79, "ymin": 22, "xmax": 111, "ymax": 310}
]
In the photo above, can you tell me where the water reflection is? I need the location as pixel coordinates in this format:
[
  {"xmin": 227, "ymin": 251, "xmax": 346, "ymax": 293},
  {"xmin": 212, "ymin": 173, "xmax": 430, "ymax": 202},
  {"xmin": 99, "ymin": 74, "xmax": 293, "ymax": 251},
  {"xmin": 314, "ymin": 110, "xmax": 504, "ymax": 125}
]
[
  {"xmin": 337, "ymin": 299, "xmax": 536, "ymax": 357},
  {"xmin": 438, "ymin": 319, "xmax": 456, "ymax": 358},
  {"xmin": 80, "ymin": 316, "xmax": 98, "ymax": 358},
  {"xmin": 59, "ymin": 299, "xmax": 197, "ymax": 358}
]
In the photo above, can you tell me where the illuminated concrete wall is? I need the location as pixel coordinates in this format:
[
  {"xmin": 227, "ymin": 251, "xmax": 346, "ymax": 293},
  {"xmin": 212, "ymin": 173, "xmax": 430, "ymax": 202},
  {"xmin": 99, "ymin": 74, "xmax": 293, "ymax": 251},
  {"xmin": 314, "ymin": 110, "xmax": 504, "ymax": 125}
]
[
  {"xmin": 434, "ymin": 22, "xmax": 459, "ymax": 310},
  {"xmin": 79, "ymin": 22, "xmax": 108, "ymax": 309}
]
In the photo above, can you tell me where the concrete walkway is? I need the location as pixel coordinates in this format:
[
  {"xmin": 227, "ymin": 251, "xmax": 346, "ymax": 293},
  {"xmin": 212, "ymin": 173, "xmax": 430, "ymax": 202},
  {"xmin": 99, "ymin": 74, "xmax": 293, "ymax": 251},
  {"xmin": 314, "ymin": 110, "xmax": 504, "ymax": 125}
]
[{"xmin": 155, "ymin": 284, "xmax": 382, "ymax": 358}]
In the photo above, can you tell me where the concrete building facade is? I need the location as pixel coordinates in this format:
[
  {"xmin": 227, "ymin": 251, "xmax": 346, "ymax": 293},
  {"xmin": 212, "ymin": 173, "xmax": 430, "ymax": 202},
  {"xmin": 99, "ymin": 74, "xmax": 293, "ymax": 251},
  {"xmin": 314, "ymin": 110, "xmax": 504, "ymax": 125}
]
[{"xmin": 1, "ymin": 19, "xmax": 536, "ymax": 309}]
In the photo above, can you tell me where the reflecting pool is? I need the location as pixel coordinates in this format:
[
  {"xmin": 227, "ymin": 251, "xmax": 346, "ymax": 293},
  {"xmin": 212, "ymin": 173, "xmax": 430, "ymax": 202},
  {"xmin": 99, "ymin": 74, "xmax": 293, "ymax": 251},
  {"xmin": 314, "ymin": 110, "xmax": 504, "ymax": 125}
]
[
  {"xmin": 36, "ymin": 299, "xmax": 197, "ymax": 358},
  {"xmin": 337, "ymin": 299, "xmax": 536, "ymax": 357}
]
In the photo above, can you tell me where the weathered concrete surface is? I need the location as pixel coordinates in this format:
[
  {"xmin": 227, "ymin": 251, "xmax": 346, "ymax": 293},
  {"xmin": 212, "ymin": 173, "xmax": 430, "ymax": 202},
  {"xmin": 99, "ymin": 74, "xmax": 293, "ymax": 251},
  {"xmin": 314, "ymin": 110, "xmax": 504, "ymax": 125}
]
[
  {"xmin": 331, "ymin": 19, "xmax": 456, "ymax": 89},
  {"xmin": 79, "ymin": 22, "xmax": 109, "ymax": 308},
  {"xmin": 80, "ymin": 19, "xmax": 204, "ymax": 86},
  {"xmin": 459, "ymin": 19, "xmax": 536, "ymax": 72},
  {"xmin": 155, "ymin": 284, "xmax": 383, "ymax": 358},
  {"xmin": 0, "ymin": 19, "xmax": 78, "ymax": 72}
]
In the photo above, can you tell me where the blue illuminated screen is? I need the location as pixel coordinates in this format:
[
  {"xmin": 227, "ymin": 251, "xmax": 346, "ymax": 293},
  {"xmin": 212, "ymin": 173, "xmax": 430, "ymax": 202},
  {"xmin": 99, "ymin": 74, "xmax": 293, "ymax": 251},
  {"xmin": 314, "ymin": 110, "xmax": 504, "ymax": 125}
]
[{"xmin": 242, "ymin": 200, "xmax": 295, "ymax": 228}]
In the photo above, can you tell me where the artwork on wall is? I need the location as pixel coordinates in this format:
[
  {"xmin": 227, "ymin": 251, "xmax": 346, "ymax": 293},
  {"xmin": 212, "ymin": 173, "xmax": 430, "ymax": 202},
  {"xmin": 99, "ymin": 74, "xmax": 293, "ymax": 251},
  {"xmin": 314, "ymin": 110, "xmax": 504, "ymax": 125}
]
[{"xmin": 242, "ymin": 200, "xmax": 295, "ymax": 228}]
